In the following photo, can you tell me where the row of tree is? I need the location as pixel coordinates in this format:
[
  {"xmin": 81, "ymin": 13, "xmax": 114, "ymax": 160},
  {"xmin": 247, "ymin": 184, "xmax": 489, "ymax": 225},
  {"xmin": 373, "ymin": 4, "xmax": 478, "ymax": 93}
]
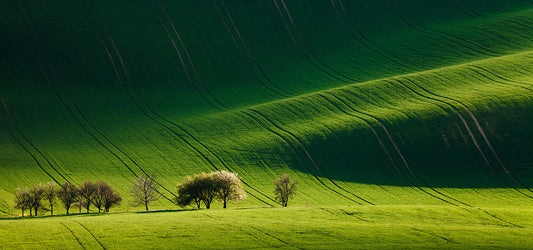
[
  {"xmin": 13, "ymin": 172, "xmax": 298, "ymax": 216},
  {"xmin": 14, "ymin": 181, "xmax": 121, "ymax": 217}
]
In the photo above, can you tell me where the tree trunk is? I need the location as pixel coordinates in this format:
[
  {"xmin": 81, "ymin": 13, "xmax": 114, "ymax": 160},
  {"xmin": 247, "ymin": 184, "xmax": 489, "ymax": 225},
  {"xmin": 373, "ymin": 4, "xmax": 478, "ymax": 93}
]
[
  {"xmin": 223, "ymin": 200, "xmax": 227, "ymax": 209},
  {"xmin": 21, "ymin": 208, "xmax": 24, "ymax": 217},
  {"xmin": 50, "ymin": 204, "xmax": 53, "ymax": 216},
  {"xmin": 30, "ymin": 208, "xmax": 32, "ymax": 217},
  {"xmin": 145, "ymin": 202, "xmax": 149, "ymax": 211}
]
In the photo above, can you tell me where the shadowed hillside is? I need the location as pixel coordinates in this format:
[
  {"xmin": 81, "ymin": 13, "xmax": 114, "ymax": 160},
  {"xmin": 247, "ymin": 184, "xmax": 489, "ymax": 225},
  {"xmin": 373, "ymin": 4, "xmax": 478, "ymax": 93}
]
[{"xmin": 1, "ymin": 0, "xmax": 533, "ymax": 215}]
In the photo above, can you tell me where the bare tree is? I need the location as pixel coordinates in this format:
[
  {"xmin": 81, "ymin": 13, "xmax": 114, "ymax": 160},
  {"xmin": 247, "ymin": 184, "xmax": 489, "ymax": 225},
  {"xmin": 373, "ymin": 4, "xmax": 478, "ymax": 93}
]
[
  {"xmin": 92, "ymin": 181, "xmax": 122, "ymax": 213},
  {"xmin": 131, "ymin": 174, "xmax": 160, "ymax": 211},
  {"xmin": 103, "ymin": 190, "xmax": 122, "ymax": 213},
  {"xmin": 57, "ymin": 182, "xmax": 77, "ymax": 215},
  {"xmin": 214, "ymin": 171, "xmax": 246, "ymax": 208},
  {"xmin": 29, "ymin": 183, "xmax": 46, "ymax": 216},
  {"xmin": 43, "ymin": 182, "xmax": 57, "ymax": 216},
  {"xmin": 78, "ymin": 181, "xmax": 96, "ymax": 213},
  {"xmin": 14, "ymin": 187, "xmax": 31, "ymax": 217},
  {"xmin": 274, "ymin": 174, "xmax": 298, "ymax": 207},
  {"xmin": 91, "ymin": 181, "xmax": 107, "ymax": 213}
]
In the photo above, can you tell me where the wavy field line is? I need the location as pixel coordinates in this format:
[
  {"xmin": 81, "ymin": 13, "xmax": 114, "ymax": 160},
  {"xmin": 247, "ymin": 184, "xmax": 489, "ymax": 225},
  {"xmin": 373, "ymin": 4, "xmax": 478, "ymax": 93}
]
[
  {"xmin": 333, "ymin": 0, "xmax": 424, "ymax": 71},
  {"xmin": 241, "ymin": 110, "xmax": 366, "ymax": 205},
  {"xmin": 214, "ymin": 0, "xmax": 292, "ymax": 98},
  {"xmin": 84, "ymin": 0, "xmax": 275, "ymax": 205}
]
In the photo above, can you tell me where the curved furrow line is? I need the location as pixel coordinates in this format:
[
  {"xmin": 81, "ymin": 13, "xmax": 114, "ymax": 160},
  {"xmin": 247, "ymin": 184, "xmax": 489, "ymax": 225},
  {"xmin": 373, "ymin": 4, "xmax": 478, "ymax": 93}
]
[
  {"xmin": 271, "ymin": 0, "xmax": 353, "ymax": 84},
  {"xmin": 60, "ymin": 222, "xmax": 86, "ymax": 250},
  {"xmin": 279, "ymin": 0, "xmax": 363, "ymax": 82},
  {"xmin": 334, "ymin": 89, "xmax": 474, "ymax": 206},
  {"xmin": 313, "ymin": 94, "xmax": 412, "ymax": 184},
  {"xmin": 145, "ymin": 1, "xmax": 221, "ymax": 111},
  {"xmin": 329, "ymin": 89, "xmax": 528, "ymax": 226},
  {"xmin": 401, "ymin": 77, "xmax": 533, "ymax": 197},
  {"xmin": 215, "ymin": 0, "xmax": 292, "ymax": 98},
  {"xmin": 334, "ymin": 0, "xmax": 425, "ymax": 71},
  {"xmin": 384, "ymin": 77, "xmax": 530, "ymax": 197},
  {"xmin": 152, "ymin": 0, "xmax": 227, "ymax": 111},
  {"xmin": 1, "ymin": 100, "xmax": 69, "ymax": 184},
  {"xmin": 320, "ymin": 124, "xmax": 399, "ymax": 197},
  {"xmin": 449, "ymin": 0, "xmax": 478, "ymax": 18},
  {"xmin": 468, "ymin": 65, "xmax": 533, "ymax": 90},
  {"xmin": 18, "ymin": 0, "xmax": 176, "ymax": 203},
  {"xmin": 87, "ymin": 0, "xmax": 275, "ymax": 206},
  {"xmin": 72, "ymin": 221, "xmax": 106, "ymax": 250},
  {"xmin": 390, "ymin": 0, "xmax": 499, "ymax": 57},
  {"xmin": 248, "ymin": 108, "xmax": 375, "ymax": 205},
  {"xmin": 321, "ymin": 92, "xmax": 469, "ymax": 206},
  {"xmin": 84, "ymin": 0, "xmax": 276, "ymax": 205},
  {"xmin": 454, "ymin": 0, "xmax": 484, "ymax": 17},
  {"xmin": 240, "ymin": 110, "xmax": 365, "ymax": 205},
  {"xmin": 0, "ymin": 101, "xmax": 61, "ymax": 184}
]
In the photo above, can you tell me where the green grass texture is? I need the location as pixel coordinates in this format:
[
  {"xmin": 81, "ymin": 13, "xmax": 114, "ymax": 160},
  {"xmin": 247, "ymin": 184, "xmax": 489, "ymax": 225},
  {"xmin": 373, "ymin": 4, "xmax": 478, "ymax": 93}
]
[{"xmin": 1, "ymin": 0, "xmax": 533, "ymax": 225}]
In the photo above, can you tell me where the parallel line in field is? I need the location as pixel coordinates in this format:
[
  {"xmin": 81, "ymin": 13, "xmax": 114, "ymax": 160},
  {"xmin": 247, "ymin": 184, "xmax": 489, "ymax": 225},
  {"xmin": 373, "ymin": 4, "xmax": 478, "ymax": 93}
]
[
  {"xmin": 321, "ymin": 92, "xmax": 468, "ymax": 206},
  {"xmin": 399, "ymin": 77, "xmax": 533, "ymax": 198},
  {"xmin": 60, "ymin": 222, "xmax": 86, "ymax": 250},
  {"xmin": 0, "ymin": 100, "xmax": 61, "ymax": 184},
  {"xmin": 18, "ymin": 0, "xmax": 177, "ymax": 203},
  {"xmin": 271, "ymin": 0, "xmax": 355, "ymax": 84},
  {"xmin": 391, "ymin": 0, "xmax": 499, "ymax": 57},
  {"xmin": 241, "ymin": 110, "xmax": 366, "ymax": 205},
  {"xmin": 278, "ymin": 0, "xmax": 360, "ymax": 82},
  {"xmin": 151, "ymin": 0, "xmax": 227, "ymax": 111},
  {"xmin": 248, "ymin": 109, "xmax": 374, "ymax": 205},
  {"xmin": 72, "ymin": 221, "xmax": 106, "ymax": 250},
  {"xmin": 214, "ymin": 0, "xmax": 292, "ymax": 98},
  {"xmin": 333, "ymin": 0, "xmax": 424, "ymax": 71},
  {"xmin": 86, "ymin": 0, "xmax": 276, "ymax": 205},
  {"xmin": 313, "ymin": 94, "xmax": 414, "ymax": 189}
]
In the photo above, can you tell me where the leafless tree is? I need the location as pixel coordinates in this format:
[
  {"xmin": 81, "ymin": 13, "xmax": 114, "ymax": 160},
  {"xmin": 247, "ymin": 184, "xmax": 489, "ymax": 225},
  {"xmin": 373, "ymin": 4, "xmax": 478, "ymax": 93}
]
[
  {"xmin": 14, "ymin": 187, "xmax": 31, "ymax": 217},
  {"xmin": 57, "ymin": 182, "xmax": 77, "ymax": 215},
  {"xmin": 43, "ymin": 182, "xmax": 57, "ymax": 216},
  {"xmin": 130, "ymin": 174, "xmax": 160, "ymax": 211},
  {"xmin": 274, "ymin": 174, "xmax": 298, "ymax": 207},
  {"xmin": 214, "ymin": 171, "xmax": 246, "ymax": 208},
  {"xmin": 92, "ymin": 181, "xmax": 121, "ymax": 213},
  {"xmin": 78, "ymin": 181, "xmax": 96, "ymax": 213},
  {"xmin": 29, "ymin": 183, "xmax": 46, "ymax": 216}
]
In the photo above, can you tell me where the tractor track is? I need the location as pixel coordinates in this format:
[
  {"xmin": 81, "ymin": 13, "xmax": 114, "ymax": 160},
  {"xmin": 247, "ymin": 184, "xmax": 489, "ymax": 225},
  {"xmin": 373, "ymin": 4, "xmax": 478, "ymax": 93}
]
[{"xmin": 214, "ymin": 0, "xmax": 292, "ymax": 98}]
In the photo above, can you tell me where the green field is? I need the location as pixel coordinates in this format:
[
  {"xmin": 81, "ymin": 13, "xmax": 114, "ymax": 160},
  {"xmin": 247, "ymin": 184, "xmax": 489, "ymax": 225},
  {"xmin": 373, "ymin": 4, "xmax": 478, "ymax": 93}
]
[{"xmin": 1, "ymin": 0, "xmax": 533, "ymax": 248}]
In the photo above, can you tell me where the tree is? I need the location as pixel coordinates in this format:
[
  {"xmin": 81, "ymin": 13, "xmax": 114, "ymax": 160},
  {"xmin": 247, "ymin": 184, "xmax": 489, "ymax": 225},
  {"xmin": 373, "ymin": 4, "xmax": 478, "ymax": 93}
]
[
  {"xmin": 176, "ymin": 172, "xmax": 220, "ymax": 209},
  {"xmin": 130, "ymin": 174, "xmax": 160, "ymax": 211},
  {"xmin": 214, "ymin": 170, "xmax": 246, "ymax": 208},
  {"xmin": 103, "ymin": 189, "xmax": 122, "ymax": 213},
  {"xmin": 14, "ymin": 187, "xmax": 31, "ymax": 217},
  {"xmin": 78, "ymin": 181, "xmax": 96, "ymax": 213},
  {"xmin": 57, "ymin": 182, "xmax": 77, "ymax": 215},
  {"xmin": 29, "ymin": 183, "xmax": 46, "ymax": 216},
  {"xmin": 43, "ymin": 182, "xmax": 57, "ymax": 216},
  {"xmin": 92, "ymin": 181, "xmax": 121, "ymax": 213},
  {"xmin": 176, "ymin": 176, "xmax": 202, "ymax": 209},
  {"xmin": 274, "ymin": 174, "xmax": 298, "ymax": 207}
]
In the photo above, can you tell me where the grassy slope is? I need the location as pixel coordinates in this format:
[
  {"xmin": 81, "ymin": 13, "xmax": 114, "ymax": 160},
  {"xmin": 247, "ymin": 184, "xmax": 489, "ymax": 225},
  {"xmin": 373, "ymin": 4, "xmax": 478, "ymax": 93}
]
[
  {"xmin": 2, "ymin": 206, "xmax": 533, "ymax": 249},
  {"xmin": 1, "ymin": 1, "xmax": 533, "ymax": 246}
]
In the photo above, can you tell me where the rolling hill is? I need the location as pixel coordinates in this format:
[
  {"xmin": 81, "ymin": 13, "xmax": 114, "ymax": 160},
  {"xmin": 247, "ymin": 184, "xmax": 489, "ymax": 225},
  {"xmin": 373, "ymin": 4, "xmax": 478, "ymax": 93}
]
[{"xmin": 1, "ymin": 0, "xmax": 533, "ymax": 220}]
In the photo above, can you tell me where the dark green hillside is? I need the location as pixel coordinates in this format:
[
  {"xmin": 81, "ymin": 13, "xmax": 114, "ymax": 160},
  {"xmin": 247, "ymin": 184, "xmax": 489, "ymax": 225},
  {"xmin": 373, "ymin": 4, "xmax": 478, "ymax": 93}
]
[{"xmin": 1, "ymin": 0, "xmax": 533, "ymax": 215}]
